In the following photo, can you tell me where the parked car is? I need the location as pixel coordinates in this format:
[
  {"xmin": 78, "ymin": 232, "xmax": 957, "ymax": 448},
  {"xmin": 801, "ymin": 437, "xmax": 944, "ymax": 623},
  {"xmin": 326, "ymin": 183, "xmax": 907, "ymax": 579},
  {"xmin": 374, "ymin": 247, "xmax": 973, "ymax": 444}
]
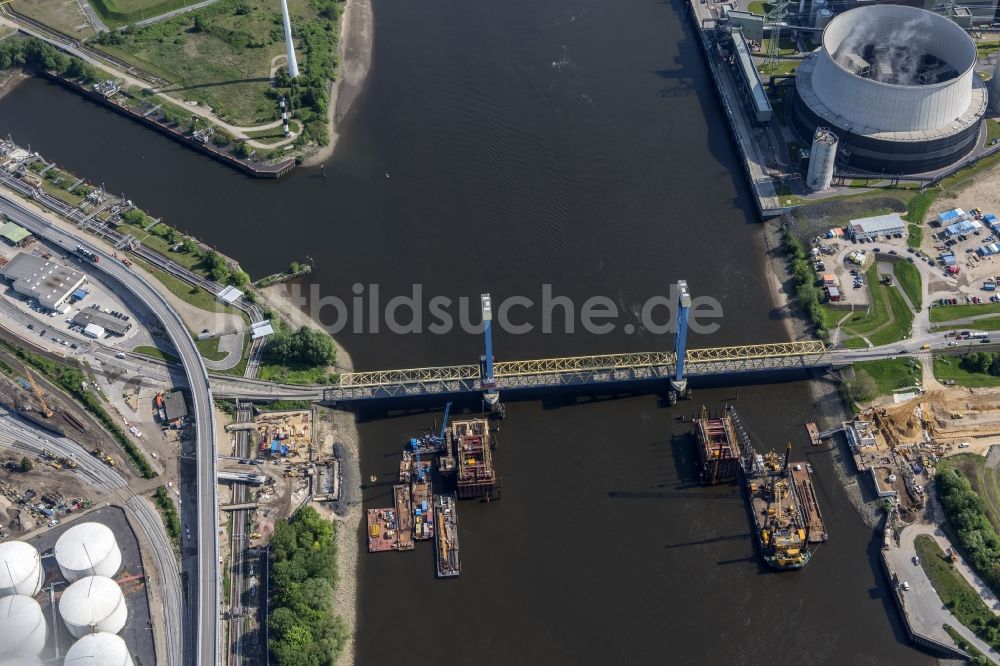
[
  {"xmin": 889, "ymin": 250, "xmax": 898, "ymax": 255},
  {"xmin": 901, "ymin": 581, "xmax": 911, "ymax": 591}
]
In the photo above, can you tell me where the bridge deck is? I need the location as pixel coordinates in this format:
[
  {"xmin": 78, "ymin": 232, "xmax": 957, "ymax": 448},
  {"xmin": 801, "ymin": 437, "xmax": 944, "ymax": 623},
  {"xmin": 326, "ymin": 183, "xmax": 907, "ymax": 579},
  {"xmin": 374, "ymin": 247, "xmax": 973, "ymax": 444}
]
[{"xmin": 327, "ymin": 341, "xmax": 828, "ymax": 402}]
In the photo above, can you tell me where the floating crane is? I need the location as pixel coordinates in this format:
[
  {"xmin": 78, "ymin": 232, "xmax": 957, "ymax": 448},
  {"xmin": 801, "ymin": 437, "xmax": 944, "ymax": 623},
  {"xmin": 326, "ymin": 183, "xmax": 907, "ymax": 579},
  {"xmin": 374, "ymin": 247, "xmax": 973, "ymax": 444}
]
[
  {"xmin": 668, "ymin": 280, "xmax": 692, "ymax": 405},
  {"xmin": 24, "ymin": 368, "xmax": 53, "ymax": 418}
]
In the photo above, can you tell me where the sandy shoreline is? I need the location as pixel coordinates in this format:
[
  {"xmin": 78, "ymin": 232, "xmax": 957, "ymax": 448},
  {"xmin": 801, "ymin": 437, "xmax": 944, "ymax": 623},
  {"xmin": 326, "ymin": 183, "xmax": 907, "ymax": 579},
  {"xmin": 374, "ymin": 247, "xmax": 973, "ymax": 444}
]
[
  {"xmin": 762, "ymin": 218, "xmax": 886, "ymax": 526},
  {"xmin": 300, "ymin": 0, "xmax": 374, "ymax": 167},
  {"xmin": 258, "ymin": 284, "xmax": 361, "ymax": 665},
  {"xmin": 0, "ymin": 68, "xmax": 29, "ymax": 103}
]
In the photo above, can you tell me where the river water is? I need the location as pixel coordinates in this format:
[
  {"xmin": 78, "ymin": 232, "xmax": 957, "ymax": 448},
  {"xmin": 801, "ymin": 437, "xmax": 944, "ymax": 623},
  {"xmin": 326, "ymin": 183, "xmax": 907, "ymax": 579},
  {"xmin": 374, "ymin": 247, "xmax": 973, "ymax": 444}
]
[{"xmin": 0, "ymin": 0, "xmax": 932, "ymax": 662}]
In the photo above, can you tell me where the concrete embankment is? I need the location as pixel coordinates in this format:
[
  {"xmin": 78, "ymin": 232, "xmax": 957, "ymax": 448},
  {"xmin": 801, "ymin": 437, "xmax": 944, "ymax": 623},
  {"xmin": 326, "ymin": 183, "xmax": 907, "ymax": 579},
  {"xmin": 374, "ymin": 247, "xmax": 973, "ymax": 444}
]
[{"xmin": 682, "ymin": 0, "xmax": 786, "ymax": 219}]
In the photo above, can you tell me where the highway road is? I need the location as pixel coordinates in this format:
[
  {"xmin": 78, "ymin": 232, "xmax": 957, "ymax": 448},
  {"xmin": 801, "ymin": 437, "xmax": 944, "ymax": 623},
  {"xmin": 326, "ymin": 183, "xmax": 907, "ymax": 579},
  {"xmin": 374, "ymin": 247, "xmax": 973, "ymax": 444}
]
[{"xmin": 0, "ymin": 194, "xmax": 219, "ymax": 666}]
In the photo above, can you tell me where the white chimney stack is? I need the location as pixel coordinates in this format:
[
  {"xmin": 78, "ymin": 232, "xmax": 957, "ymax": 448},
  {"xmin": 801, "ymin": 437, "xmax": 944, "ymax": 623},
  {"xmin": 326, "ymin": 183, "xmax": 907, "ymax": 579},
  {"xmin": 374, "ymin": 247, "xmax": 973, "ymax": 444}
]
[{"xmin": 280, "ymin": 0, "xmax": 299, "ymax": 79}]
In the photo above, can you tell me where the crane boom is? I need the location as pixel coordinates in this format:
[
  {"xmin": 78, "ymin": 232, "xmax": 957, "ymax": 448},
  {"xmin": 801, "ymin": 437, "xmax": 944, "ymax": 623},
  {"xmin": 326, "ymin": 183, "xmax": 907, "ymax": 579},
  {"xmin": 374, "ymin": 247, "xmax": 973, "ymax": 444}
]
[{"xmin": 24, "ymin": 368, "xmax": 53, "ymax": 418}]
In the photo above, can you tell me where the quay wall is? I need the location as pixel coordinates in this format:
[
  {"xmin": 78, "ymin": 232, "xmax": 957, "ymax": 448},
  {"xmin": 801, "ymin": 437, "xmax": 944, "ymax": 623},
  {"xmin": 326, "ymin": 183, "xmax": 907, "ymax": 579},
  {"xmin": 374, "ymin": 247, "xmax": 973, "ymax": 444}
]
[
  {"xmin": 682, "ymin": 0, "xmax": 786, "ymax": 220},
  {"xmin": 879, "ymin": 510, "xmax": 970, "ymax": 660},
  {"xmin": 39, "ymin": 71, "xmax": 295, "ymax": 179}
]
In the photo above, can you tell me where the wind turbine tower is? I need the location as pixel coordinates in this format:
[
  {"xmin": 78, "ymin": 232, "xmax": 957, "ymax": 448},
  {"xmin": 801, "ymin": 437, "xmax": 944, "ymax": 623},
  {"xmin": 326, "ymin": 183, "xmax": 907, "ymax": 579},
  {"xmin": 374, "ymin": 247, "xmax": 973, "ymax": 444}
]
[{"xmin": 280, "ymin": 0, "xmax": 299, "ymax": 79}]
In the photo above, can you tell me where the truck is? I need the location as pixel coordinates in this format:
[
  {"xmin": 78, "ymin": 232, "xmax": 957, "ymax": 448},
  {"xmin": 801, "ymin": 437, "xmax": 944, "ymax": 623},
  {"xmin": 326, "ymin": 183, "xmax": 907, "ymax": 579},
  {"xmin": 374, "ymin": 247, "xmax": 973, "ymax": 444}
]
[
  {"xmin": 74, "ymin": 245, "xmax": 99, "ymax": 263},
  {"xmin": 971, "ymin": 331, "xmax": 990, "ymax": 340}
]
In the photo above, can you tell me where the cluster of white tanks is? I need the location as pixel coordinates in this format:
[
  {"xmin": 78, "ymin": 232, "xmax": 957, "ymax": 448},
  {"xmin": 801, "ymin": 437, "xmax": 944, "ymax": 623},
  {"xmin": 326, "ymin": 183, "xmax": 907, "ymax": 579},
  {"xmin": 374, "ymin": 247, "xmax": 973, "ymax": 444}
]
[{"xmin": 0, "ymin": 522, "xmax": 132, "ymax": 665}]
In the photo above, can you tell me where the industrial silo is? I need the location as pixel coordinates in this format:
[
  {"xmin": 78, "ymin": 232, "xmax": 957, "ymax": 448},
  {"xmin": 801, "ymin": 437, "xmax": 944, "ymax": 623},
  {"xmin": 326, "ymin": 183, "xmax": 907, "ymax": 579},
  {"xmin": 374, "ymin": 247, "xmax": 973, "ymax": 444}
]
[
  {"xmin": 0, "ymin": 595, "xmax": 47, "ymax": 657},
  {"xmin": 813, "ymin": 7, "xmax": 833, "ymax": 30},
  {"xmin": 0, "ymin": 541, "xmax": 44, "ymax": 597},
  {"xmin": 809, "ymin": 0, "xmax": 827, "ymax": 24},
  {"xmin": 55, "ymin": 523, "xmax": 122, "ymax": 583},
  {"xmin": 58, "ymin": 576, "xmax": 128, "ymax": 639},
  {"xmin": 63, "ymin": 633, "xmax": 134, "ymax": 666},
  {"xmin": 806, "ymin": 127, "xmax": 838, "ymax": 191}
]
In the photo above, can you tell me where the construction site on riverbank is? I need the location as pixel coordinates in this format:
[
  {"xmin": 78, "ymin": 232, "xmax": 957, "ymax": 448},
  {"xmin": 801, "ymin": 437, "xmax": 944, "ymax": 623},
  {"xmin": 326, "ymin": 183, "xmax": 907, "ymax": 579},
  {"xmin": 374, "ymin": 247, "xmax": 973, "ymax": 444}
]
[{"xmin": 366, "ymin": 408, "xmax": 498, "ymax": 578}]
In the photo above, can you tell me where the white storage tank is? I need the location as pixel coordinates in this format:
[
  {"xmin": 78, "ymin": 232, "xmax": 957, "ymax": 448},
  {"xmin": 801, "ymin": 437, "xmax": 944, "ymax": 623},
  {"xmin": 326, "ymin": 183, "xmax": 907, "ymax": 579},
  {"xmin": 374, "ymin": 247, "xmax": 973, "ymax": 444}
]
[
  {"xmin": 0, "ymin": 541, "xmax": 44, "ymax": 597},
  {"xmin": 0, "ymin": 595, "xmax": 47, "ymax": 656},
  {"xmin": 814, "ymin": 7, "xmax": 833, "ymax": 29},
  {"xmin": 807, "ymin": 127, "xmax": 838, "ymax": 191},
  {"xmin": 59, "ymin": 576, "xmax": 128, "ymax": 639},
  {"xmin": 64, "ymin": 632, "xmax": 134, "ymax": 666},
  {"xmin": 55, "ymin": 522, "xmax": 122, "ymax": 583}
]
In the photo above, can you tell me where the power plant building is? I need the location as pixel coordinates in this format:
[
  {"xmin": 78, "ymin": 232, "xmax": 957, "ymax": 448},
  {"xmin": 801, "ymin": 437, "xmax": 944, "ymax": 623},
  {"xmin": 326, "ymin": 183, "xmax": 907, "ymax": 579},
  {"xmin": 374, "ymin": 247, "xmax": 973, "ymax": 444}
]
[
  {"xmin": 63, "ymin": 632, "xmax": 134, "ymax": 666},
  {"xmin": 0, "ymin": 595, "xmax": 47, "ymax": 657},
  {"xmin": 0, "ymin": 253, "xmax": 87, "ymax": 311},
  {"xmin": 58, "ymin": 575, "xmax": 128, "ymax": 639},
  {"xmin": 0, "ymin": 541, "xmax": 44, "ymax": 597},
  {"xmin": 54, "ymin": 522, "xmax": 123, "ymax": 583},
  {"xmin": 792, "ymin": 6, "xmax": 987, "ymax": 173}
]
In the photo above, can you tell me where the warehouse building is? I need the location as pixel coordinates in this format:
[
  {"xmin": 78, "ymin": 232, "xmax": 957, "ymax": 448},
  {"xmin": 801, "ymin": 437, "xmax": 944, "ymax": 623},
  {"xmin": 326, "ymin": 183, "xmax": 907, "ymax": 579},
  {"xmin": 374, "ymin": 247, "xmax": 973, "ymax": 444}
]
[
  {"xmin": 0, "ymin": 222, "xmax": 32, "ymax": 247},
  {"xmin": 847, "ymin": 213, "xmax": 906, "ymax": 240},
  {"xmin": 0, "ymin": 253, "xmax": 86, "ymax": 311},
  {"xmin": 70, "ymin": 309, "xmax": 131, "ymax": 337},
  {"xmin": 163, "ymin": 391, "xmax": 188, "ymax": 426}
]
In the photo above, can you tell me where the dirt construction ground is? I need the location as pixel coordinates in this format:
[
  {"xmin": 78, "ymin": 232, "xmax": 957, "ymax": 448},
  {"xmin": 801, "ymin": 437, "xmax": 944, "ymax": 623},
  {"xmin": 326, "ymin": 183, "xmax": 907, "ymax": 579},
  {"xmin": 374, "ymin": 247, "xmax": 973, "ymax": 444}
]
[{"xmin": 879, "ymin": 387, "xmax": 1000, "ymax": 456}]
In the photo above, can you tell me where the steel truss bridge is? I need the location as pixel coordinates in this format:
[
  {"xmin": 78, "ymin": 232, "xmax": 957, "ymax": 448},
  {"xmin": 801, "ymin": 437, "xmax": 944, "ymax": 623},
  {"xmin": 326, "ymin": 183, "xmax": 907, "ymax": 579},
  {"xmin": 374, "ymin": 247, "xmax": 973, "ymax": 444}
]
[{"xmin": 323, "ymin": 340, "xmax": 829, "ymax": 403}]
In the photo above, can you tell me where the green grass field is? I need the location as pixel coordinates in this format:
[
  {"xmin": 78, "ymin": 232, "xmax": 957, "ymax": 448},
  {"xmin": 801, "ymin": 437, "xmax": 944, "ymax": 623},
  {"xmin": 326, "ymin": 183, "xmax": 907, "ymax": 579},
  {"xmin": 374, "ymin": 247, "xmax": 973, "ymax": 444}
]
[
  {"xmin": 907, "ymin": 223, "xmax": 923, "ymax": 249},
  {"xmin": 11, "ymin": 0, "xmax": 97, "ymax": 39},
  {"xmin": 131, "ymin": 344, "xmax": 178, "ymax": 363},
  {"xmin": 89, "ymin": 0, "xmax": 205, "ymax": 26},
  {"xmin": 194, "ymin": 337, "xmax": 228, "ymax": 361},
  {"xmin": 853, "ymin": 357, "xmax": 921, "ymax": 395},
  {"xmin": 934, "ymin": 356, "xmax": 1000, "ymax": 388},
  {"xmin": 941, "ymin": 455, "xmax": 1000, "ymax": 535},
  {"xmin": 931, "ymin": 303, "xmax": 1000, "ymax": 324},
  {"xmin": 130, "ymin": 257, "xmax": 240, "ymax": 315},
  {"xmin": 989, "ymin": 120, "xmax": 1000, "ymax": 144},
  {"xmin": 893, "ymin": 262, "xmax": 921, "ymax": 310},
  {"xmin": 827, "ymin": 265, "xmax": 913, "ymax": 347},
  {"xmin": 914, "ymin": 534, "xmax": 1000, "ymax": 652},
  {"xmin": 96, "ymin": 0, "xmax": 331, "ymax": 125},
  {"xmin": 933, "ymin": 317, "xmax": 1000, "ymax": 333}
]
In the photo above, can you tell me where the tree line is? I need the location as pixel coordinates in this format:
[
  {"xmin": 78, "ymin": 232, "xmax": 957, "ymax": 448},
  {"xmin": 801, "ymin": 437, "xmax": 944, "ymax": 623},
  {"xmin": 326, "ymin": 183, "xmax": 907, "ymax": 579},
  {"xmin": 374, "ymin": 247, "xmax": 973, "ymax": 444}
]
[
  {"xmin": 936, "ymin": 466, "xmax": 1000, "ymax": 643},
  {"xmin": 0, "ymin": 37, "xmax": 100, "ymax": 83},
  {"xmin": 959, "ymin": 352, "xmax": 1000, "ymax": 377},
  {"xmin": 263, "ymin": 325, "xmax": 336, "ymax": 367},
  {"xmin": 268, "ymin": 506, "xmax": 348, "ymax": 665},
  {"xmin": 782, "ymin": 227, "xmax": 828, "ymax": 338}
]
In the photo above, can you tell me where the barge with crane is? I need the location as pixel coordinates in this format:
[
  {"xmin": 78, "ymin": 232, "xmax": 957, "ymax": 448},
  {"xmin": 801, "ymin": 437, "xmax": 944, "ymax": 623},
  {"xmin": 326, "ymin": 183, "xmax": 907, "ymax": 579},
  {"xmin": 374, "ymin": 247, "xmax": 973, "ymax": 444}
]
[{"xmin": 693, "ymin": 406, "xmax": 826, "ymax": 569}]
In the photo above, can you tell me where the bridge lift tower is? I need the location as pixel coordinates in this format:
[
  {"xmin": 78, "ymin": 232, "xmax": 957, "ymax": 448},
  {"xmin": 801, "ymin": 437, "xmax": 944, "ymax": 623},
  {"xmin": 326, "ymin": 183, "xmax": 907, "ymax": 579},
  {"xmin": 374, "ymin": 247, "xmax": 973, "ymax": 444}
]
[
  {"xmin": 480, "ymin": 294, "xmax": 505, "ymax": 418},
  {"xmin": 668, "ymin": 280, "xmax": 692, "ymax": 405}
]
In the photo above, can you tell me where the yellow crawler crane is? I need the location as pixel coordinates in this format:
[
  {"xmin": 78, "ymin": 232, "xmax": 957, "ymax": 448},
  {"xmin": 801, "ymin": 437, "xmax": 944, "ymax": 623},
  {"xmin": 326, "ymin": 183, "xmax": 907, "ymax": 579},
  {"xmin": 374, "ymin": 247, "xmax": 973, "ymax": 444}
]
[{"xmin": 24, "ymin": 369, "xmax": 53, "ymax": 418}]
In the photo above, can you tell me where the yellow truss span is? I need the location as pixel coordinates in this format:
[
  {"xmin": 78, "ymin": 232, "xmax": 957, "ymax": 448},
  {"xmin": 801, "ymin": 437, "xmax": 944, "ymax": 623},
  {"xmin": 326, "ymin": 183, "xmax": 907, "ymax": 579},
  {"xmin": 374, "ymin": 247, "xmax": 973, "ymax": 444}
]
[
  {"xmin": 686, "ymin": 340, "xmax": 826, "ymax": 362},
  {"xmin": 335, "ymin": 341, "xmax": 827, "ymax": 388}
]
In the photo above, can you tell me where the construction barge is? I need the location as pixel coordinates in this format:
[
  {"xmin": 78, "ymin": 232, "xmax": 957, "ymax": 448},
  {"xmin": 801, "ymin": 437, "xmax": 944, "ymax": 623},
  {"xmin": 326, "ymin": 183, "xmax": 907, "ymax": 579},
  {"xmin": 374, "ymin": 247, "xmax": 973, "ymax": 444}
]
[
  {"xmin": 746, "ymin": 445, "xmax": 813, "ymax": 570},
  {"xmin": 367, "ymin": 408, "xmax": 498, "ymax": 576},
  {"xmin": 393, "ymin": 485, "xmax": 415, "ymax": 551},
  {"xmin": 435, "ymin": 493, "xmax": 461, "ymax": 577},
  {"xmin": 694, "ymin": 408, "xmax": 743, "ymax": 484},
  {"xmin": 695, "ymin": 407, "xmax": 827, "ymax": 569},
  {"xmin": 454, "ymin": 418, "xmax": 497, "ymax": 499},
  {"xmin": 366, "ymin": 508, "xmax": 399, "ymax": 553}
]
